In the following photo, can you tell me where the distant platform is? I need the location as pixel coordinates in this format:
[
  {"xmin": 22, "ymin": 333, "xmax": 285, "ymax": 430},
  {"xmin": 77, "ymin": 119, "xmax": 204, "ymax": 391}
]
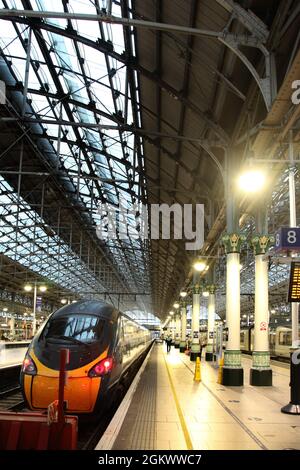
[
  {"xmin": 96, "ymin": 344, "xmax": 300, "ymax": 451},
  {"xmin": 0, "ymin": 342, "xmax": 30, "ymax": 368}
]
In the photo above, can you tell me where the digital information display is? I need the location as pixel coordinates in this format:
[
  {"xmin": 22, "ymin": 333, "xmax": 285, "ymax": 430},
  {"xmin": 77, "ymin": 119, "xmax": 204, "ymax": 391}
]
[{"xmin": 288, "ymin": 261, "xmax": 300, "ymax": 302}]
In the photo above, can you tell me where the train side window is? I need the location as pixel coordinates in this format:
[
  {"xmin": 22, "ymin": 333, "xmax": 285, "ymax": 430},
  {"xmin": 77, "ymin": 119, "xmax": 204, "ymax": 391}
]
[{"xmin": 279, "ymin": 331, "xmax": 292, "ymax": 345}]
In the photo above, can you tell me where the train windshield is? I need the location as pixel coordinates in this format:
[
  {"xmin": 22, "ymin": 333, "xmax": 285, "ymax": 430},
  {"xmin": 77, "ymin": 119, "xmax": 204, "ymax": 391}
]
[{"xmin": 42, "ymin": 314, "xmax": 105, "ymax": 344}]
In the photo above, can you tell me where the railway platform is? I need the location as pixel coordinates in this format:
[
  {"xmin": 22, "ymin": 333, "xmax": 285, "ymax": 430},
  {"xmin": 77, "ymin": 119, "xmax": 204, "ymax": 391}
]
[
  {"xmin": 96, "ymin": 343, "xmax": 300, "ymax": 451},
  {"xmin": 0, "ymin": 342, "xmax": 29, "ymax": 368}
]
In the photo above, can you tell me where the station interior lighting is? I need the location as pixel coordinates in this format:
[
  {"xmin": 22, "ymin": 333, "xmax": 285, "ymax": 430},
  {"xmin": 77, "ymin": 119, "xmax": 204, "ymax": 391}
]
[
  {"xmin": 3, "ymin": 307, "xmax": 8, "ymax": 312},
  {"xmin": 61, "ymin": 299, "xmax": 67, "ymax": 305},
  {"xmin": 39, "ymin": 285, "xmax": 47, "ymax": 293},
  {"xmin": 202, "ymin": 291, "xmax": 209, "ymax": 298},
  {"xmin": 24, "ymin": 285, "xmax": 32, "ymax": 292},
  {"xmin": 173, "ymin": 303, "xmax": 180, "ymax": 309},
  {"xmin": 169, "ymin": 311, "xmax": 174, "ymax": 316},
  {"xmin": 238, "ymin": 169, "xmax": 266, "ymax": 193},
  {"xmin": 180, "ymin": 291, "xmax": 187, "ymax": 298},
  {"xmin": 193, "ymin": 260, "xmax": 207, "ymax": 272}
]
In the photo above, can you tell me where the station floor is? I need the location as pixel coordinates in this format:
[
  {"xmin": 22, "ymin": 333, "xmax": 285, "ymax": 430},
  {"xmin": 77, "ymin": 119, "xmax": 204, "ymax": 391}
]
[{"xmin": 98, "ymin": 343, "xmax": 300, "ymax": 451}]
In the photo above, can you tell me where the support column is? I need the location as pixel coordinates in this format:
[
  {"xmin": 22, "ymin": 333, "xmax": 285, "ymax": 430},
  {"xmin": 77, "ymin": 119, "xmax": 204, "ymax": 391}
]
[
  {"xmin": 250, "ymin": 235, "xmax": 274, "ymax": 386},
  {"xmin": 179, "ymin": 302, "xmax": 187, "ymax": 352},
  {"xmin": 206, "ymin": 285, "xmax": 216, "ymax": 361},
  {"xmin": 222, "ymin": 233, "xmax": 245, "ymax": 385},
  {"xmin": 174, "ymin": 311, "xmax": 181, "ymax": 348},
  {"xmin": 190, "ymin": 284, "xmax": 201, "ymax": 361}
]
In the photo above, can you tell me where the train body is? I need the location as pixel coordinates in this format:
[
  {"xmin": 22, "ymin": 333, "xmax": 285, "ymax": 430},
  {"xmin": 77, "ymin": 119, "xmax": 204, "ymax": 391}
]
[
  {"xmin": 239, "ymin": 325, "xmax": 300, "ymax": 358},
  {"xmin": 20, "ymin": 300, "xmax": 152, "ymax": 414}
]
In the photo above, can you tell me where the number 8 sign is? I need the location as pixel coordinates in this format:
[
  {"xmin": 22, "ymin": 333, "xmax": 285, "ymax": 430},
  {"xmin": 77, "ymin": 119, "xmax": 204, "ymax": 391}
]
[{"xmin": 275, "ymin": 227, "xmax": 300, "ymax": 252}]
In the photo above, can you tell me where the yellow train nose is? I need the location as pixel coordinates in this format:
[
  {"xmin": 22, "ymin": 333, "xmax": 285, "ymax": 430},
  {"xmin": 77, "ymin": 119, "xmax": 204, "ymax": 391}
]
[{"xmin": 30, "ymin": 374, "xmax": 101, "ymax": 412}]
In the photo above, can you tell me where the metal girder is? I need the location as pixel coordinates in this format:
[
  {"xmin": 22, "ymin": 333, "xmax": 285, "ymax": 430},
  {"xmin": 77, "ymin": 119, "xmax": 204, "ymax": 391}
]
[
  {"xmin": 0, "ymin": 13, "xmax": 229, "ymax": 143},
  {"xmin": 0, "ymin": 9, "xmax": 277, "ymax": 112},
  {"xmin": 215, "ymin": 0, "xmax": 269, "ymax": 42},
  {"xmin": 220, "ymin": 35, "xmax": 277, "ymax": 110}
]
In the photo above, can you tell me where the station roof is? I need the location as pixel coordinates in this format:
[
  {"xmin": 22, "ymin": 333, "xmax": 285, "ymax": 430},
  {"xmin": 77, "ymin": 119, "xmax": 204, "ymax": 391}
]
[{"xmin": 0, "ymin": 1, "xmax": 299, "ymax": 322}]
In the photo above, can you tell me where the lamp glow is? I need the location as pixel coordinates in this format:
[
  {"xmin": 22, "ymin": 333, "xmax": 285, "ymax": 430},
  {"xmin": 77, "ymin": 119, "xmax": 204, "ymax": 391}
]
[
  {"xmin": 238, "ymin": 170, "xmax": 265, "ymax": 193},
  {"xmin": 202, "ymin": 291, "xmax": 209, "ymax": 298},
  {"xmin": 173, "ymin": 303, "xmax": 180, "ymax": 309},
  {"xmin": 180, "ymin": 291, "xmax": 187, "ymax": 298},
  {"xmin": 61, "ymin": 299, "xmax": 67, "ymax": 305},
  {"xmin": 39, "ymin": 285, "xmax": 47, "ymax": 293},
  {"xmin": 193, "ymin": 261, "xmax": 207, "ymax": 272},
  {"xmin": 24, "ymin": 285, "xmax": 32, "ymax": 292}
]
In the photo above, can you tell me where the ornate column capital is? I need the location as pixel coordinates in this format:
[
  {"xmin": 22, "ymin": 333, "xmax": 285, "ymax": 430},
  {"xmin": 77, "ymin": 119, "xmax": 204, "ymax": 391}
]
[
  {"xmin": 192, "ymin": 283, "xmax": 201, "ymax": 295},
  {"xmin": 222, "ymin": 232, "xmax": 246, "ymax": 254},
  {"xmin": 251, "ymin": 234, "xmax": 274, "ymax": 255},
  {"xmin": 207, "ymin": 284, "xmax": 217, "ymax": 295}
]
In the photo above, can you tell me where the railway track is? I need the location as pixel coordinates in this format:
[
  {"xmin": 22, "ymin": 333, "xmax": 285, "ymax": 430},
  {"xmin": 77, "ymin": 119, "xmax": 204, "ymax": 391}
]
[
  {"xmin": 0, "ymin": 364, "xmax": 25, "ymax": 411},
  {"xmin": 0, "ymin": 389, "xmax": 25, "ymax": 411}
]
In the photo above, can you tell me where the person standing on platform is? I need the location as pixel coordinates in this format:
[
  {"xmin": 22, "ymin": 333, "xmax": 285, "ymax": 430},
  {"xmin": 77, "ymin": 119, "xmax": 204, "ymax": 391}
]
[{"xmin": 166, "ymin": 335, "xmax": 172, "ymax": 353}]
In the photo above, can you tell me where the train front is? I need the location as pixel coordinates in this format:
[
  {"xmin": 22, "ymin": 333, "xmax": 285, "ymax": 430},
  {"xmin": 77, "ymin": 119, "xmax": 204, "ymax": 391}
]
[{"xmin": 20, "ymin": 301, "xmax": 114, "ymax": 414}]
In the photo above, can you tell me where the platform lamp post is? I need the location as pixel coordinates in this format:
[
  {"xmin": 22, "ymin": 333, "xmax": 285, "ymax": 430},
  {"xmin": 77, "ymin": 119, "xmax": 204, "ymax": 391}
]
[{"xmin": 24, "ymin": 282, "xmax": 47, "ymax": 336}]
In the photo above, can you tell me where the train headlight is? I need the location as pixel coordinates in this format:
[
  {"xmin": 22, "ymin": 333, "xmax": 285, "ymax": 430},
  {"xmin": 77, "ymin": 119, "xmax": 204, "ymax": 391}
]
[
  {"xmin": 22, "ymin": 353, "xmax": 37, "ymax": 375},
  {"xmin": 88, "ymin": 357, "xmax": 113, "ymax": 378}
]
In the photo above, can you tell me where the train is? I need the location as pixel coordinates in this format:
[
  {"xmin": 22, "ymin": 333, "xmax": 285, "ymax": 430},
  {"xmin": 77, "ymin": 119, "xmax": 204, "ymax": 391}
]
[
  {"xmin": 20, "ymin": 300, "xmax": 153, "ymax": 414},
  {"xmin": 240, "ymin": 325, "xmax": 299, "ymax": 358}
]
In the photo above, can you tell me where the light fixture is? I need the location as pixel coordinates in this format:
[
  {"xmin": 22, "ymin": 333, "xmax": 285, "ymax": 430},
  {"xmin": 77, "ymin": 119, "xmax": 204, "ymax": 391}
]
[
  {"xmin": 24, "ymin": 285, "xmax": 32, "ymax": 292},
  {"xmin": 3, "ymin": 307, "xmax": 8, "ymax": 312},
  {"xmin": 202, "ymin": 291, "xmax": 209, "ymax": 298},
  {"xmin": 173, "ymin": 303, "xmax": 180, "ymax": 309},
  {"xmin": 39, "ymin": 285, "xmax": 47, "ymax": 293},
  {"xmin": 270, "ymin": 309, "xmax": 276, "ymax": 314},
  {"xmin": 193, "ymin": 260, "xmax": 207, "ymax": 272},
  {"xmin": 72, "ymin": 300, "xmax": 77, "ymax": 304},
  {"xmin": 169, "ymin": 311, "xmax": 174, "ymax": 316},
  {"xmin": 61, "ymin": 299, "xmax": 67, "ymax": 305},
  {"xmin": 238, "ymin": 169, "xmax": 265, "ymax": 193},
  {"xmin": 180, "ymin": 291, "xmax": 187, "ymax": 298}
]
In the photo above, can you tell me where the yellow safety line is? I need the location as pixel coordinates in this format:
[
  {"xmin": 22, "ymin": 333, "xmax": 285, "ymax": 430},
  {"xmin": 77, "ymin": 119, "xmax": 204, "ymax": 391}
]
[{"xmin": 163, "ymin": 353, "xmax": 193, "ymax": 450}]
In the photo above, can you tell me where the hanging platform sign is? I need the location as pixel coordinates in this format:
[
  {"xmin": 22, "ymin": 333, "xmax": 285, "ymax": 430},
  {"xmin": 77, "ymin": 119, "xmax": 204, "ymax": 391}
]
[
  {"xmin": 275, "ymin": 227, "xmax": 300, "ymax": 252},
  {"xmin": 288, "ymin": 261, "xmax": 300, "ymax": 302}
]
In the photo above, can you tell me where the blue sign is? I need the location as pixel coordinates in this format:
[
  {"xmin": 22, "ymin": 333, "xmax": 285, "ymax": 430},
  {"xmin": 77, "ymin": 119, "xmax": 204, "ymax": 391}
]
[
  {"xmin": 275, "ymin": 227, "xmax": 300, "ymax": 252},
  {"xmin": 36, "ymin": 296, "xmax": 42, "ymax": 312}
]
